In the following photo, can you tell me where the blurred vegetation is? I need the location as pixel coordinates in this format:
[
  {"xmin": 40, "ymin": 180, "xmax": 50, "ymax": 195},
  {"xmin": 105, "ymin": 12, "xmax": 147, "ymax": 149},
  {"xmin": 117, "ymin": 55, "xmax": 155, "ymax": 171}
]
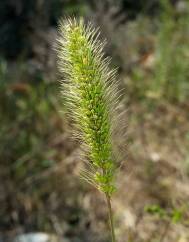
[
  {"xmin": 127, "ymin": 0, "xmax": 189, "ymax": 103},
  {"xmin": 154, "ymin": 0, "xmax": 189, "ymax": 102},
  {"xmin": 0, "ymin": 0, "xmax": 87, "ymax": 58},
  {"xmin": 0, "ymin": 0, "xmax": 189, "ymax": 241}
]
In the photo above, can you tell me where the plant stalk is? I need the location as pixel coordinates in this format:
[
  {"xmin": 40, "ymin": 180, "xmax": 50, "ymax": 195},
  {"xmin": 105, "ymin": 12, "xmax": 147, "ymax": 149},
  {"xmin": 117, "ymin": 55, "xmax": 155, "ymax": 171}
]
[{"xmin": 106, "ymin": 194, "xmax": 116, "ymax": 242}]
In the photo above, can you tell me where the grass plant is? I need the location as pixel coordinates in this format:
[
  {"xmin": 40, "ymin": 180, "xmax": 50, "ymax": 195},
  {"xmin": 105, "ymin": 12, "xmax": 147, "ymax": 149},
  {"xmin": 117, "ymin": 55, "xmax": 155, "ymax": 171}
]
[{"xmin": 57, "ymin": 18, "xmax": 122, "ymax": 242}]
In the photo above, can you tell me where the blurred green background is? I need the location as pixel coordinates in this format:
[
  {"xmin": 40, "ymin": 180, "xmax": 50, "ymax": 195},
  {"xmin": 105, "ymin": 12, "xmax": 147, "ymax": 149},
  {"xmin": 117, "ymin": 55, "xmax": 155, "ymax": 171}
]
[{"xmin": 0, "ymin": 1, "xmax": 189, "ymax": 242}]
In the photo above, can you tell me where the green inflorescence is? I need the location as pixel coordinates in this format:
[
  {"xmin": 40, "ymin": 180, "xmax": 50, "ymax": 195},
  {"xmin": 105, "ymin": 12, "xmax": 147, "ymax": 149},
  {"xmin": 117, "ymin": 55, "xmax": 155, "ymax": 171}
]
[{"xmin": 57, "ymin": 18, "xmax": 119, "ymax": 196}]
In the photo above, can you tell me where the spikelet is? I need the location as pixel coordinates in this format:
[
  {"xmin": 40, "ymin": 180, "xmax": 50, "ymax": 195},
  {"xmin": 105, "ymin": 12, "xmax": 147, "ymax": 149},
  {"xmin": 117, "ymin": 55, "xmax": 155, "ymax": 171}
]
[{"xmin": 57, "ymin": 18, "xmax": 121, "ymax": 196}]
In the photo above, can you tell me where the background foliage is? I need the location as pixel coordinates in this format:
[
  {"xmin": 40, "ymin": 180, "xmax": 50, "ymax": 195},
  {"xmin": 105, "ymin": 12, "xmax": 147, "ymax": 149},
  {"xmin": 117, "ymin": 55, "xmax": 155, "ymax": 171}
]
[{"xmin": 0, "ymin": 0, "xmax": 189, "ymax": 242}]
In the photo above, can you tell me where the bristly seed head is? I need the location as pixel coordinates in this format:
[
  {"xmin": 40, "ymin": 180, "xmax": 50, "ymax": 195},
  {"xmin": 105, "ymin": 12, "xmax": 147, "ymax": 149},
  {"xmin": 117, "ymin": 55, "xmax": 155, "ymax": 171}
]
[{"xmin": 57, "ymin": 18, "xmax": 121, "ymax": 196}]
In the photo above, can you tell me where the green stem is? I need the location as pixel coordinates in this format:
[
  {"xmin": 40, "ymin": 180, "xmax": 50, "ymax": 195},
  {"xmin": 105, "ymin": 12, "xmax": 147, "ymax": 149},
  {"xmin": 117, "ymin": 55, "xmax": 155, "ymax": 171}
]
[{"xmin": 106, "ymin": 194, "xmax": 116, "ymax": 242}]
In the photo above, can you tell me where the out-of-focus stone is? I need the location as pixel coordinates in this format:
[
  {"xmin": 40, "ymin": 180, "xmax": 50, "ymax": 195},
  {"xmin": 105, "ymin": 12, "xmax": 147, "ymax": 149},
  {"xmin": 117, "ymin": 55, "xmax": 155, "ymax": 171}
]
[{"xmin": 13, "ymin": 233, "xmax": 68, "ymax": 242}]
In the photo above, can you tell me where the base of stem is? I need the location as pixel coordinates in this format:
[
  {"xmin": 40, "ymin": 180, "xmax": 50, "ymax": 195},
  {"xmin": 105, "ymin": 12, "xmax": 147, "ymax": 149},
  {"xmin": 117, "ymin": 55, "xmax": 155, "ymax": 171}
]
[{"xmin": 105, "ymin": 194, "xmax": 116, "ymax": 242}]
